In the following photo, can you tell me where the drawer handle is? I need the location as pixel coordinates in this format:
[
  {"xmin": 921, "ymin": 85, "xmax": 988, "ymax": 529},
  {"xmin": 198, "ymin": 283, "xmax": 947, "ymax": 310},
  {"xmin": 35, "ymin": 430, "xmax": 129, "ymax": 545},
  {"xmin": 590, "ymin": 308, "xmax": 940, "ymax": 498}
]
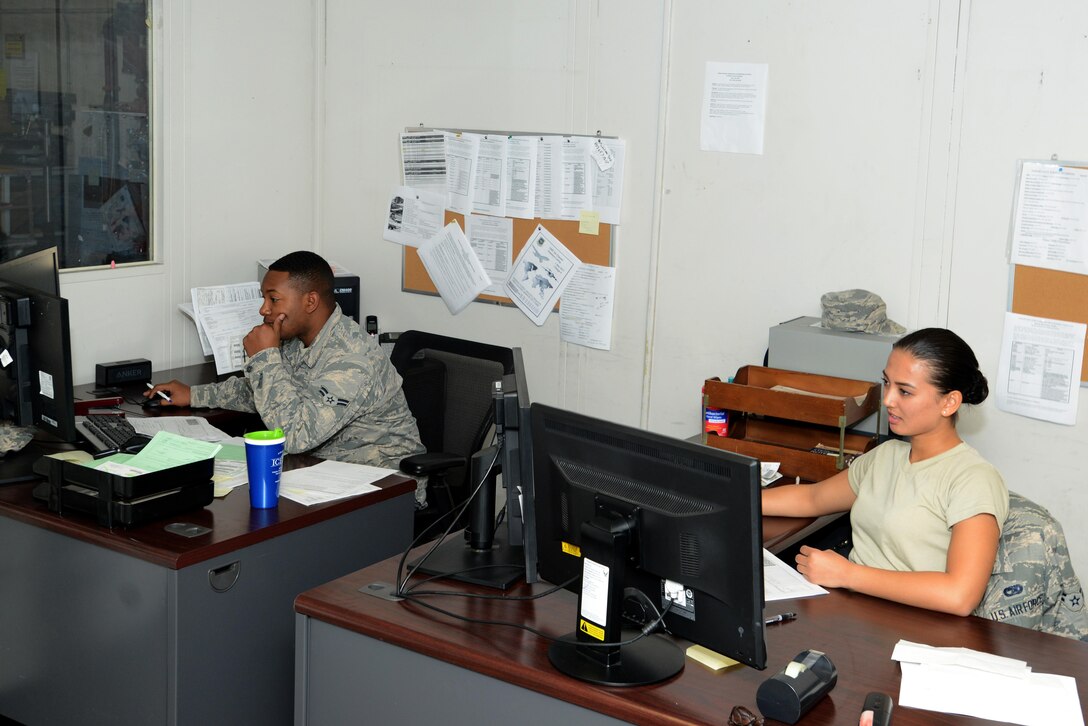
[{"xmin": 208, "ymin": 561, "xmax": 241, "ymax": 592}]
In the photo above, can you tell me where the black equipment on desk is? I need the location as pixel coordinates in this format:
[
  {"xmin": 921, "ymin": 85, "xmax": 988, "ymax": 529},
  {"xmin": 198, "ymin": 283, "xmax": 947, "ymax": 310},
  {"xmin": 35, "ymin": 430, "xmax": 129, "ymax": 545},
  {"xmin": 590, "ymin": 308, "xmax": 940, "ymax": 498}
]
[
  {"xmin": 75, "ymin": 414, "xmax": 151, "ymax": 457},
  {"xmin": 756, "ymin": 649, "xmax": 838, "ymax": 724},
  {"xmin": 37, "ymin": 456, "xmax": 215, "ymax": 527},
  {"xmin": 532, "ymin": 403, "xmax": 766, "ymax": 687}
]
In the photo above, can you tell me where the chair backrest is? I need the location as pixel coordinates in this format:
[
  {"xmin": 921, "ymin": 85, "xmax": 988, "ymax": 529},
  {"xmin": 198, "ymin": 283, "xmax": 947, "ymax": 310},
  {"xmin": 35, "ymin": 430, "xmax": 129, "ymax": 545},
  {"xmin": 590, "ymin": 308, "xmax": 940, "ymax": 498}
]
[
  {"xmin": 390, "ymin": 331, "xmax": 515, "ymax": 499},
  {"xmin": 974, "ymin": 492, "xmax": 1088, "ymax": 641}
]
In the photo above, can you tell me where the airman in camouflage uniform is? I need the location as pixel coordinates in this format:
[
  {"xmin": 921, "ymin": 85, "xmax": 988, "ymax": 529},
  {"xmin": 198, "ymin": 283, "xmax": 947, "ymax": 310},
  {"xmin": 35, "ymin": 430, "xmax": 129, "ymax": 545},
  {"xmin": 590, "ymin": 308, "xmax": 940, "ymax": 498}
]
[
  {"xmin": 148, "ymin": 251, "xmax": 424, "ymax": 472},
  {"xmin": 973, "ymin": 492, "xmax": 1088, "ymax": 641}
]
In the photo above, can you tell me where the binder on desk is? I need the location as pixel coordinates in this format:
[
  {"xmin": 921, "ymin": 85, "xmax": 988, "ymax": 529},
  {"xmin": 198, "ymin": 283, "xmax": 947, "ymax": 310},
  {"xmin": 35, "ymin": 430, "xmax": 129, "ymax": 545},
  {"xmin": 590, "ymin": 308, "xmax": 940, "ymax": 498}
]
[{"xmin": 37, "ymin": 456, "xmax": 214, "ymax": 527}]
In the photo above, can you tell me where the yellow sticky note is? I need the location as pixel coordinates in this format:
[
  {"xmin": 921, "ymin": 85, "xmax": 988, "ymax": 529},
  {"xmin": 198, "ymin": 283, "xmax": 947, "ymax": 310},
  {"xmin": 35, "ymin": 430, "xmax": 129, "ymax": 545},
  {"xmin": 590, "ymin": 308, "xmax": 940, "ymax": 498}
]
[
  {"xmin": 687, "ymin": 644, "xmax": 741, "ymax": 671},
  {"xmin": 579, "ymin": 210, "xmax": 600, "ymax": 235}
]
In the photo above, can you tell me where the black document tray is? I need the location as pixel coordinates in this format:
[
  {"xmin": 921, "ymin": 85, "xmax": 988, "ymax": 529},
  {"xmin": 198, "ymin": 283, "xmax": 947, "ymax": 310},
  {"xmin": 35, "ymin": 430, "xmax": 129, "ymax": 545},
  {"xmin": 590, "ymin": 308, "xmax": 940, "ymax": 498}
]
[{"xmin": 39, "ymin": 456, "xmax": 215, "ymax": 527}]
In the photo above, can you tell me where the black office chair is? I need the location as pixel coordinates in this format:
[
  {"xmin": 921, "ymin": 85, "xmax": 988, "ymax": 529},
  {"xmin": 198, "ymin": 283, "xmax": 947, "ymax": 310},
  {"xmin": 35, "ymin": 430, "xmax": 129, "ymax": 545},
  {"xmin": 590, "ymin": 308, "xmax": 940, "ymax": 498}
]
[{"xmin": 389, "ymin": 331, "xmax": 514, "ymax": 539}]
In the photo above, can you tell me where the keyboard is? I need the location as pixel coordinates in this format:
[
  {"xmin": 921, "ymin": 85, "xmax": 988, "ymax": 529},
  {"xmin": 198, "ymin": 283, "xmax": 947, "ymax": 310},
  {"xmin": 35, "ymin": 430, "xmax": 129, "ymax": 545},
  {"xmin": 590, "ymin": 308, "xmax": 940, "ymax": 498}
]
[{"xmin": 77, "ymin": 414, "xmax": 152, "ymax": 458}]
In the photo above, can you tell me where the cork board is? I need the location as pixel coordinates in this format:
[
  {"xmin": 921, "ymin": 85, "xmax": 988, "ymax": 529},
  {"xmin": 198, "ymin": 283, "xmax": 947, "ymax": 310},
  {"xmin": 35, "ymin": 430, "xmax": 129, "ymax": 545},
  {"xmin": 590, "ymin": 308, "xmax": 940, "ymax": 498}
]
[
  {"xmin": 1011, "ymin": 264, "xmax": 1088, "ymax": 382},
  {"xmin": 402, "ymin": 211, "xmax": 614, "ymax": 307}
]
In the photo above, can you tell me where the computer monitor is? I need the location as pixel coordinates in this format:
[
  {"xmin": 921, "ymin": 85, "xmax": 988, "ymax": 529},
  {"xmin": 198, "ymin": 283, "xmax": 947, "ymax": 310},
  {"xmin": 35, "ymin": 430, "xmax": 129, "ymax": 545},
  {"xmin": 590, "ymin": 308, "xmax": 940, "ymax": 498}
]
[
  {"xmin": 0, "ymin": 281, "xmax": 78, "ymax": 484},
  {"xmin": 496, "ymin": 347, "xmax": 537, "ymax": 583},
  {"xmin": 531, "ymin": 403, "xmax": 767, "ymax": 686},
  {"xmin": 0, "ymin": 246, "xmax": 61, "ymax": 296}
]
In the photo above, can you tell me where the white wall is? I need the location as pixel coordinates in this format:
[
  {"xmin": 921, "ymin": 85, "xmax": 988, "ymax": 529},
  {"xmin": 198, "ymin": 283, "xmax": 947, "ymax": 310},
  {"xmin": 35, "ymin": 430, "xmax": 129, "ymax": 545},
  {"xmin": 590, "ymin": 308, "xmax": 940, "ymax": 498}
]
[{"xmin": 59, "ymin": 0, "xmax": 1088, "ymax": 574}]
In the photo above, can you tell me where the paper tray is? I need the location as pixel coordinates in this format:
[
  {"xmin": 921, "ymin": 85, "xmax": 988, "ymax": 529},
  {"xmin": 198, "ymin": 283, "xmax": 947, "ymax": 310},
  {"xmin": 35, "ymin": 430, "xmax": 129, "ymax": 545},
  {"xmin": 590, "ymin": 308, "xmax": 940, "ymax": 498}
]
[
  {"xmin": 38, "ymin": 456, "xmax": 215, "ymax": 527},
  {"xmin": 46, "ymin": 480, "xmax": 214, "ymax": 527}
]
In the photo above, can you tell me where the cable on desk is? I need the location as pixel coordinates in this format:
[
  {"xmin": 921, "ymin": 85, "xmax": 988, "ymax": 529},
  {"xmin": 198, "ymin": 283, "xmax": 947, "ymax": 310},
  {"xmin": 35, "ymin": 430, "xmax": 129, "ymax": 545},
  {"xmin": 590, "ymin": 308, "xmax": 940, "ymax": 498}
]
[
  {"xmin": 395, "ymin": 431, "xmax": 505, "ymax": 595},
  {"xmin": 396, "ymin": 586, "xmax": 674, "ymax": 650}
]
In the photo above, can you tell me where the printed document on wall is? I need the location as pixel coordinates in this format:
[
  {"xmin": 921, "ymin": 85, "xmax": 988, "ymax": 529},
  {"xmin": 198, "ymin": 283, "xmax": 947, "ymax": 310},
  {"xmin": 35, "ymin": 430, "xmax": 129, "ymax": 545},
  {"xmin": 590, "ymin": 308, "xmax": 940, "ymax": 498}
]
[
  {"xmin": 466, "ymin": 133, "xmax": 508, "ymax": 217},
  {"xmin": 535, "ymin": 136, "xmax": 564, "ymax": 220},
  {"xmin": 559, "ymin": 264, "xmax": 615, "ymax": 350},
  {"xmin": 996, "ymin": 312, "xmax": 1085, "ymax": 425},
  {"xmin": 1010, "ymin": 162, "xmax": 1088, "ymax": 275},
  {"xmin": 400, "ymin": 131, "xmax": 447, "ymax": 197},
  {"xmin": 700, "ymin": 62, "xmax": 768, "ymax": 154},
  {"xmin": 504, "ymin": 224, "xmax": 582, "ymax": 326},
  {"xmin": 382, "ymin": 186, "xmax": 445, "ymax": 247},
  {"xmin": 465, "ymin": 214, "xmax": 513, "ymax": 297},
  {"xmin": 444, "ymin": 132, "xmax": 480, "ymax": 215},
  {"xmin": 559, "ymin": 137, "xmax": 593, "ymax": 220},
  {"xmin": 505, "ymin": 136, "xmax": 538, "ymax": 219},
  {"xmin": 591, "ymin": 138, "xmax": 625, "ymax": 225},
  {"xmin": 417, "ymin": 222, "xmax": 490, "ymax": 315}
]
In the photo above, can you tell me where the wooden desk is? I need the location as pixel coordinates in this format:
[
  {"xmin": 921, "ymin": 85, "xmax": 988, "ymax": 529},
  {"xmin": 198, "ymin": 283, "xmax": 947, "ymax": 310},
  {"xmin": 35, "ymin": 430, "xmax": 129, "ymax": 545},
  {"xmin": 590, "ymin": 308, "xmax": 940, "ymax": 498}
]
[
  {"xmin": 0, "ymin": 463, "xmax": 415, "ymax": 725},
  {"xmin": 294, "ymin": 553, "xmax": 1088, "ymax": 725}
]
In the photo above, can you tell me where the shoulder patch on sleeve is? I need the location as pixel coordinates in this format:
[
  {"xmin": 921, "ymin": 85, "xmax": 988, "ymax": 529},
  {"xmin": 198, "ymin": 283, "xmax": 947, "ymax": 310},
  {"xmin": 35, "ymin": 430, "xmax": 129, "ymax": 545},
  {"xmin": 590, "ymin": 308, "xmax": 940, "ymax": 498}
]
[{"xmin": 318, "ymin": 386, "xmax": 350, "ymax": 407}]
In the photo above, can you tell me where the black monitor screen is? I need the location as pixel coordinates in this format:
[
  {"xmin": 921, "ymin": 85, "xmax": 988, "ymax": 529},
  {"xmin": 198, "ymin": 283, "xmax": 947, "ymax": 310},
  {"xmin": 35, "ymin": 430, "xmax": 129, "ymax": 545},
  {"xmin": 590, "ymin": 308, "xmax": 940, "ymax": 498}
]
[
  {"xmin": 0, "ymin": 283, "xmax": 77, "ymax": 443},
  {"xmin": 26, "ymin": 290, "xmax": 77, "ymax": 443},
  {"xmin": 532, "ymin": 403, "xmax": 766, "ymax": 684},
  {"xmin": 0, "ymin": 246, "xmax": 61, "ymax": 296}
]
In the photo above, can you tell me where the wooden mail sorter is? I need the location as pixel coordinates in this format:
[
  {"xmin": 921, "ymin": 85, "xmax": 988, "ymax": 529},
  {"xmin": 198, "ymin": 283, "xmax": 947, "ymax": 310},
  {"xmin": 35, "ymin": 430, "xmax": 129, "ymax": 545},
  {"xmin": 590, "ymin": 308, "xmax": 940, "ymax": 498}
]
[{"xmin": 702, "ymin": 366, "xmax": 882, "ymax": 482}]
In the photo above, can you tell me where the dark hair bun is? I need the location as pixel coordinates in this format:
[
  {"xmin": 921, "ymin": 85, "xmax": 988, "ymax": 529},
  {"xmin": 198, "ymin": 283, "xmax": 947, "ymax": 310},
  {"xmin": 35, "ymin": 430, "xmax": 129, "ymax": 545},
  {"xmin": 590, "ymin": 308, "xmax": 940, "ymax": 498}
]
[{"xmin": 963, "ymin": 370, "xmax": 989, "ymax": 405}]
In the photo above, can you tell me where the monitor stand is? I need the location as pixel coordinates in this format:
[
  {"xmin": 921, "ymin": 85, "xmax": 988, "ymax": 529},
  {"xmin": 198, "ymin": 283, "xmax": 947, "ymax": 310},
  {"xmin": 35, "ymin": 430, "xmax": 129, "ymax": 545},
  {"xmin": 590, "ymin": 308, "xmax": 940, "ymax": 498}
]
[{"xmin": 409, "ymin": 445, "xmax": 525, "ymax": 590}]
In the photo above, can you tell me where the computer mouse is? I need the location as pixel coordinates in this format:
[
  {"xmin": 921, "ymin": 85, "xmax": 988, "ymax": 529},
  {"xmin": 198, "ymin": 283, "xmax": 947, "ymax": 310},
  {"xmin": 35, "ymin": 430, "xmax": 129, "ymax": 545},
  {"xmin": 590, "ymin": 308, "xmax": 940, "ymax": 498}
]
[{"xmin": 141, "ymin": 396, "xmax": 162, "ymax": 409}]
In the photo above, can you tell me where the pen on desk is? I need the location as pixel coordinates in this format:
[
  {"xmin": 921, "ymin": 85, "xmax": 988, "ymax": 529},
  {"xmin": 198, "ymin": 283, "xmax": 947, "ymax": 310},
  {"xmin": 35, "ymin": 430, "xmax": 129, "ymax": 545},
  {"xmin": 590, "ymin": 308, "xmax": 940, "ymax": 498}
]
[
  {"xmin": 147, "ymin": 382, "xmax": 172, "ymax": 403},
  {"xmin": 764, "ymin": 612, "xmax": 797, "ymax": 626}
]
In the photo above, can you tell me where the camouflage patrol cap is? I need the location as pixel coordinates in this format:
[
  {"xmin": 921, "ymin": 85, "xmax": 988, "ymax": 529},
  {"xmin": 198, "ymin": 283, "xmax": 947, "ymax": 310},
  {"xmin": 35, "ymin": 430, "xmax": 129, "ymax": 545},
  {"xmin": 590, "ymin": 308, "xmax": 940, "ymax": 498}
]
[
  {"xmin": 0, "ymin": 423, "xmax": 34, "ymax": 454},
  {"xmin": 820, "ymin": 289, "xmax": 905, "ymax": 335}
]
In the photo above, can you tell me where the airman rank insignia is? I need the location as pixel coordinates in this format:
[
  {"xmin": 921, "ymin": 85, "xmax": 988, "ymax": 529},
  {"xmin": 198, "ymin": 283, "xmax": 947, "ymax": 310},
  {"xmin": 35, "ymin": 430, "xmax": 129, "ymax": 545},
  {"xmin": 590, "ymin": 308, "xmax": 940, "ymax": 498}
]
[{"xmin": 318, "ymin": 386, "xmax": 349, "ymax": 406}]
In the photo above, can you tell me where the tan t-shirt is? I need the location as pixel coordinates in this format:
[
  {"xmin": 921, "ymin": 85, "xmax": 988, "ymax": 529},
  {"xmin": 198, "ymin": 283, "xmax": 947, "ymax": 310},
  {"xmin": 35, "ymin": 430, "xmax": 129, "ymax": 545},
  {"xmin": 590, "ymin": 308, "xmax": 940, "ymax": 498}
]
[{"xmin": 847, "ymin": 440, "xmax": 1008, "ymax": 573}]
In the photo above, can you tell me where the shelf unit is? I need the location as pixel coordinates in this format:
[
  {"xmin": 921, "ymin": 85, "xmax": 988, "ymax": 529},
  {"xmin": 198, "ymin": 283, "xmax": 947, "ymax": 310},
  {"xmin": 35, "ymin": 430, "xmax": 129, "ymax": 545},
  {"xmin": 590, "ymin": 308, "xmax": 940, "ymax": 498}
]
[{"xmin": 702, "ymin": 366, "xmax": 881, "ymax": 482}]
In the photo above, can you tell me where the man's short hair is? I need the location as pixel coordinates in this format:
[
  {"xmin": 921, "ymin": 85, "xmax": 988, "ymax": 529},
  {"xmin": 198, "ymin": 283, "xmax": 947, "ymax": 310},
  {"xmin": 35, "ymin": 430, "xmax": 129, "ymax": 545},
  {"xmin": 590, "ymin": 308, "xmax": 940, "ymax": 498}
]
[{"xmin": 269, "ymin": 251, "xmax": 335, "ymax": 307}]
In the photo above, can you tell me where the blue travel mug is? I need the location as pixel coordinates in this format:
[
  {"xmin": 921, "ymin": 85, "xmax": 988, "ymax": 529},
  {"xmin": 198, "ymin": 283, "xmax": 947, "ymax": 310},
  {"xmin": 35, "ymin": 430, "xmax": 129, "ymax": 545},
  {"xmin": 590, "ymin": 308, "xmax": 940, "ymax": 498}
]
[{"xmin": 244, "ymin": 428, "xmax": 285, "ymax": 509}]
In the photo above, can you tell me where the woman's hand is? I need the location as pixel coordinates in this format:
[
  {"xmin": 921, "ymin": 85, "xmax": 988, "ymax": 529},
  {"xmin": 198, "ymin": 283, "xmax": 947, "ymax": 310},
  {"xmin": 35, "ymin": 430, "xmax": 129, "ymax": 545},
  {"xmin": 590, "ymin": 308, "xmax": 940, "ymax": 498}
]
[{"xmin": 796, "ymin": 545, "xmax": 854, "ymax": 589}]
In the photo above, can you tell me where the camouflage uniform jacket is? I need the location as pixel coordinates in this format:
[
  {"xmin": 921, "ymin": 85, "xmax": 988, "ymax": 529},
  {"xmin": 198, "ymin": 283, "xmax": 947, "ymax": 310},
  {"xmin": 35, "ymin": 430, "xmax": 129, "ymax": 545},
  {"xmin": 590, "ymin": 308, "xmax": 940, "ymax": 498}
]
[
  {"xmin": 973, "ymin": 492, "xmax": 1088, "ymax": 641},
  {"xmin": 191, "ymin": 306, "xmax": 424, "ymax": 469}
]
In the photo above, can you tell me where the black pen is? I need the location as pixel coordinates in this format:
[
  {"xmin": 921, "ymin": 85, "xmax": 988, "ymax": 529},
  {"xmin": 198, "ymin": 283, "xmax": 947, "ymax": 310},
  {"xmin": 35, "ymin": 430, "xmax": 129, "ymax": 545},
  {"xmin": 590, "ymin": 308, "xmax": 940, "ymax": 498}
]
[{"xmin": 764, "ymin": 612, "xmax": 797, "ymax": 625}]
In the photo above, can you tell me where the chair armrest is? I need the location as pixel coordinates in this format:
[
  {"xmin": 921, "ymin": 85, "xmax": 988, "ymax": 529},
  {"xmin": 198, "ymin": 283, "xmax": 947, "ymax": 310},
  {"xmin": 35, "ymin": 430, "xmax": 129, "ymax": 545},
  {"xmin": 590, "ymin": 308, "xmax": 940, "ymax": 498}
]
[{"xmin": 399, "ymin": 451, "xmax": 467, "ymax": 476}]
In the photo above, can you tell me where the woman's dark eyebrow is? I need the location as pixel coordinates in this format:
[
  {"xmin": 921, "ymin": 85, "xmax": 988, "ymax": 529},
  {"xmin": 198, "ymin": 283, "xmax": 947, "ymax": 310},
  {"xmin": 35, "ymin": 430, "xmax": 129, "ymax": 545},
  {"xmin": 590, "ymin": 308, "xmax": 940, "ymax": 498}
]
[{"xmin": 882, "ymin": 369, "xmax": 916, "ymax": 389}]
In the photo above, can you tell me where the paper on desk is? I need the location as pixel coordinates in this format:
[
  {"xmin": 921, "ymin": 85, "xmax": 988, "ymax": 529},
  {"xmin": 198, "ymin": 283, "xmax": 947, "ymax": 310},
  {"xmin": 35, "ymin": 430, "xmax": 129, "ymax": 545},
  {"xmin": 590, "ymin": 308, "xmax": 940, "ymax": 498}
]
[
  {"xmin": 278, "ymin": 460, "xmax": 395, "ymax": 506},
  {"xmin": 893, "ymin": 640, "xmax": 1083, "ymax": 726},
  {"xmin": 210, "ymin": 443, "xmax": 247, "ymax": 497},
  {"xmin": 129, "ymin": 416, "xmax": 233, "ymax": 443},
  {"xmin": 111, "ymin": 431, "xmax": 221, "ymax": 475},
  {"xmin": 763, "ymin": 548, "xmax": 828, "ymax": 601}
]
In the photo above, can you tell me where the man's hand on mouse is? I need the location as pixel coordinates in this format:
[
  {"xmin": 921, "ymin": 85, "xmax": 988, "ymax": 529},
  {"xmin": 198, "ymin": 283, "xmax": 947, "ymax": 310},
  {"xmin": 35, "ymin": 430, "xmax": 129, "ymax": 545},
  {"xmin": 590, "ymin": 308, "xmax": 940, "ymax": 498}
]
[
  {"xmin": 244, "ymin": 313, "xmax": 285, "ymax": 356},
  {"xmin": 144, "ymin": 380, "xmax": 191, "ymax": 407}
]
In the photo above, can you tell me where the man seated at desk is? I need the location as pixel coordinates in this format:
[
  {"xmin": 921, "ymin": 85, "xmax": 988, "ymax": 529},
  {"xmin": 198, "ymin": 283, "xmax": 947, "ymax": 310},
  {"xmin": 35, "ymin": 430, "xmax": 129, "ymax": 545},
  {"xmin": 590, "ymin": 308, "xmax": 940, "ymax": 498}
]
[{"xmin": 147, "ymin": 250, "xmax": 424, "ymax": 471}]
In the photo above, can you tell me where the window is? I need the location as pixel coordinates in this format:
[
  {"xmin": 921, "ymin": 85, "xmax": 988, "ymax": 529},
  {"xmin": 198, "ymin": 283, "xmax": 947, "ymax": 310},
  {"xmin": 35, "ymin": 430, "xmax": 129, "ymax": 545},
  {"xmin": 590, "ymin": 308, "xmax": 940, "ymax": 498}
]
[{"xmin": 0, "ymin": 0, "xmax": 150, "ymax": 270}]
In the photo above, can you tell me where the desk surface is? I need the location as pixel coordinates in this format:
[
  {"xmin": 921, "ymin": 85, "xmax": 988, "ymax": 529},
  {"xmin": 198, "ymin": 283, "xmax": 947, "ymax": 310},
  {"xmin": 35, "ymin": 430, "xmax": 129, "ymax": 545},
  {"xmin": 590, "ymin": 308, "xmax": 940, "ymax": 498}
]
[
  {"xmin": 0, "ymin": 468, "xmax": 414, "ymax": 570},
  {"xmin": 296, "ymin": 553, "xmax": 1088, "ymax": 725}
]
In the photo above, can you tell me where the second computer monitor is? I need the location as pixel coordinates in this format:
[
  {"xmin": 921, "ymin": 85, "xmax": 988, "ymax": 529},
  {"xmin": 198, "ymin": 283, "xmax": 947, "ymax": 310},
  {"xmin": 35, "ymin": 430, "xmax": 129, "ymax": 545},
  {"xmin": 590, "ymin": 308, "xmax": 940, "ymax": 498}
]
[{"xmin": 532, "ymin": 403, "xmax": 767, "ymax": 683}]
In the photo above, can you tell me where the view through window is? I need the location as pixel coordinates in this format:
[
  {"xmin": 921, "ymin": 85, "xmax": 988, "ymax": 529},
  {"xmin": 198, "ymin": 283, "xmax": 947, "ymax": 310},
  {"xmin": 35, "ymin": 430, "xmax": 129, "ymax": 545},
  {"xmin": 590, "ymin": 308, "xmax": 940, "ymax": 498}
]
[{"xmin": 0, "ymin": 0, "xmax": 150, "ymax": 270}]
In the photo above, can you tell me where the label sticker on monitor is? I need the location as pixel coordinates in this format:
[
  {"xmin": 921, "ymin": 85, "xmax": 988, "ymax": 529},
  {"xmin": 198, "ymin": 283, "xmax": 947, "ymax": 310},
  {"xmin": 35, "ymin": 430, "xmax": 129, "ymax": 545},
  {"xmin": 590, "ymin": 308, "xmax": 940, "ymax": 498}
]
[
  {"xmin": 39, "ymin": 371, "xmax": 54, "ymax": 399},
  {"xmin": 662, "ymin": 579, "xmax": 696, "ymax": 621},
  {"xmin": 580, "ymin": 557, "xmax": 610, "ymax": 628},
  {"xmin": 579, "ymin": 618, "xmax": 605, "ymax": 641},
  {"xmin": 561, "ymin": 541, "xmax": 582, "ymax": 558},
  {"xmin": 0, "ymin": 349, "xmax": 10, "ymax": 367}
]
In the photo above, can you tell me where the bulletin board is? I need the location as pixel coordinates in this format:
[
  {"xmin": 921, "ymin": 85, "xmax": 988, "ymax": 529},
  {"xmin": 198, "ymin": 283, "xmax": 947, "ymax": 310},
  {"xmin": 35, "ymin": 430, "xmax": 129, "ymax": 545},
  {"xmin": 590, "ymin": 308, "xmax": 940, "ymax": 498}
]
[
  {"xmin": 402, "ymin": 211, "xmax": 614, "ymax": 307},
  {"xmin": 1011, "ymin": 264, "xmax": 1088, "ymax": 383}
]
